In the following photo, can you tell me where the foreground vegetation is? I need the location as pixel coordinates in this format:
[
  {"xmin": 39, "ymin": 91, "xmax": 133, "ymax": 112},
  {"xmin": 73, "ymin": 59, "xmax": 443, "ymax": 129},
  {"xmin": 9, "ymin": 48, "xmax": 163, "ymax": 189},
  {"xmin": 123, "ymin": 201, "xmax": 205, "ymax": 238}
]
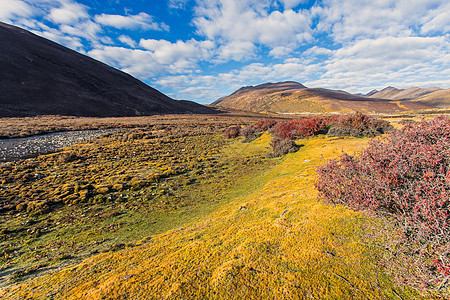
[
  {"xmin": 0, "ymin": 122, "xmax": 274, "ymax": 288},
  {"xmin": 317, "ymin": 116, "xmax": 450, "ymax": 290},
  {"xmin": 1, "ymin": 113, "xmax": 448, "ymax": 298}
]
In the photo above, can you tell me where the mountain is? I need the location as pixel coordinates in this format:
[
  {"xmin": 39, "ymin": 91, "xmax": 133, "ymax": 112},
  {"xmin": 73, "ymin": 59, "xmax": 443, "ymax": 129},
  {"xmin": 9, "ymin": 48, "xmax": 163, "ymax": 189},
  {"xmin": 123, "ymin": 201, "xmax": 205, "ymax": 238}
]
[
  {"xmin": 212, "ymin": 81, "xmax": 307, "ymax": 106},
  {"xmin": 365, "ymin": 89, "xmax": 379, "ymax": 97},
  {"xmin": 367, "ymin": 86, "xmax": 441, "ymax": 100},
  {"xmin": 412, "ymin": 88, "xmax": 450, "ymax": 108},
  {"xmin": 213, "ymin": 82, "xmax": 431, "ymax": 114},
  {"xmin": 0, "ymin": 22, "xmax": 214, "ymax": 117}
]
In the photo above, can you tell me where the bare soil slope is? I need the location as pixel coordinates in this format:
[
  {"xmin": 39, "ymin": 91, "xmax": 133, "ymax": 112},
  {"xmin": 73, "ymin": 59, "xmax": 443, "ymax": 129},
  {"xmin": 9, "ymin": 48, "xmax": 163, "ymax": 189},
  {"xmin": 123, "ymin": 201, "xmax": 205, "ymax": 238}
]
[{"xmin": 0, "ymin": 22, "xmax": 214, "ymax": 117}]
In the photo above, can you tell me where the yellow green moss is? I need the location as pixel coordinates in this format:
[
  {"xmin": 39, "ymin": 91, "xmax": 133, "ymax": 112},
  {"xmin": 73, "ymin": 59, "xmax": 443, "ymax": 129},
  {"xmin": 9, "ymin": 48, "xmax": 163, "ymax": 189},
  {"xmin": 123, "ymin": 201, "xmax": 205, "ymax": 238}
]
[{"xmin": 1, "ymin": 136, "xmax": 427, "ymax": 299}]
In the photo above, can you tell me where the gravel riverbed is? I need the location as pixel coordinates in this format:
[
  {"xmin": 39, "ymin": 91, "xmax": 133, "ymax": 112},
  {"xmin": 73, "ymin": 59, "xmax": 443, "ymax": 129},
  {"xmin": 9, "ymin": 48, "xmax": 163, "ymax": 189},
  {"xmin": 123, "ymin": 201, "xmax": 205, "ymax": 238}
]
[{"xmin": 0, "ymin": 129, "xmax": 114, "ymax": 162}]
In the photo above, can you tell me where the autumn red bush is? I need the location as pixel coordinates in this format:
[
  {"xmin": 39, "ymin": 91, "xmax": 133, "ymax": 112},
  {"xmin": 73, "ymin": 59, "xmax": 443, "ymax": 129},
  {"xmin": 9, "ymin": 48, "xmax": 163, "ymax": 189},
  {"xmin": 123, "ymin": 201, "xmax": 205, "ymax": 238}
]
[
  {"xmin": 223, "ymin": 126, "xmax": 240, "ymax": 139},
  {"xmin": 252, "ymin": 119, "xmax": 277, "ymax": 132},
  {"xmin": 269, "ymin": 115, "xmax": 335, "ymax": 140},
  {"xmin": 268, "ymin": 113, "xmax": 388, "ymax": 140},
  {"xmin": 269, "ymin": 119, "xmax": 301, "ymax": 139},
  {"xmin": 316, "ymin": 116, "xmax": 450, "ymax": 287}
]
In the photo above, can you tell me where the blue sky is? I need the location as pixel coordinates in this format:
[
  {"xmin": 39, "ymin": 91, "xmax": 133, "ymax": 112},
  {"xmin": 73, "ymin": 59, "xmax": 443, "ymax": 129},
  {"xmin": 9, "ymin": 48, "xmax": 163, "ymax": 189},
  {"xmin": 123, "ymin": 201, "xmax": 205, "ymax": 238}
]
[{"xmin": 1, "ymin": 0, "xmax": 449, "ymax": 104}]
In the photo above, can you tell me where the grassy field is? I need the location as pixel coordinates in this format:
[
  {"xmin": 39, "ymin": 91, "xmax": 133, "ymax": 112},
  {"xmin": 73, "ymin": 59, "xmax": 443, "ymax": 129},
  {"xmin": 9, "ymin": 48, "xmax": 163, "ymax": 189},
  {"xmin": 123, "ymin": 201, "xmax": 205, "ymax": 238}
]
[{"xmin": 1, "ymin": 122, "xmax": 434, "ymax": 299}]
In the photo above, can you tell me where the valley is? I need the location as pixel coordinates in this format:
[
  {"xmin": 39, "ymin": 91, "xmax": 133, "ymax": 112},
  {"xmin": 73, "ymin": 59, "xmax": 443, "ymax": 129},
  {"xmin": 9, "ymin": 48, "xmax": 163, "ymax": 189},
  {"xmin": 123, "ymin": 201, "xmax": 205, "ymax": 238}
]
[
  {"xmin": 1, "ymin": 112, "xmax": 448, "ymax": 299},
  {"xmin": 0, "ymin": 16, "xmax": 449, "ymax": 299}
]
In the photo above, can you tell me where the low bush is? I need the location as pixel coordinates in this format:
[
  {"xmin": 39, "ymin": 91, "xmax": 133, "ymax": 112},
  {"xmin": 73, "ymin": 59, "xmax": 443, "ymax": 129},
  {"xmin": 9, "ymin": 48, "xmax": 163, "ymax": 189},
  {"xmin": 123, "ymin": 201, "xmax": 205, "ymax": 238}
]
[
  {"xmin": 223, "ymin": 126, "xmax": 241, "ymax": 139},
  {"xmin": 252, "ymin": 119, "xmax": 277, "ymax": 132},
  {"xmin": 240, "ymin": 125, "xmax": 260, "ymax": 143},
  {"xmin": 268, "ymin": 113, "xmax": 387, "ymax": 140},
  {"xmin": 327, "ymin": 112, "xmax": 392, "ymax": 138},
  {"xmin": 269, "ymin": 116, "xmax": 331, "ymax": 140},
  {"xmin": 268, "ymin": 138, "xmax": 301, "ymax": 158},
  {"xmin": 269, "ymin": 120, "xmax": 300, "ymax": 140},
  {"xmin": 316, "ymin": 116, "xmax": 450, "ymax": 288}
]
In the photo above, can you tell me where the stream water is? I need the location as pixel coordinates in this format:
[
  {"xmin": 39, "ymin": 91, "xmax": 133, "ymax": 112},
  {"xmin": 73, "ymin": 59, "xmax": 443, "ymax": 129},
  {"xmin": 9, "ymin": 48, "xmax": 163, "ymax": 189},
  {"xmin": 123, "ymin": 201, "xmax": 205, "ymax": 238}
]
[{"xmin": 0, "ymin": 129, "xmax": 113, "ymax": 162}]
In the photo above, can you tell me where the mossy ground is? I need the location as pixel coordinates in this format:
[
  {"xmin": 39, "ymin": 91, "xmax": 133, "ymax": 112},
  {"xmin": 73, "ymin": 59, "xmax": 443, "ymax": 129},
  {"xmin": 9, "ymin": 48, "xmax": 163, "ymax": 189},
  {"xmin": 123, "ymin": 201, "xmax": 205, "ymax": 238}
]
[
  {"xmin": 1, "ymin": 129, "xmax": 432, "ymax": 299},
  {"xmin": 0, "ymin": 125, "xmax": 274, "ymax": 287}
]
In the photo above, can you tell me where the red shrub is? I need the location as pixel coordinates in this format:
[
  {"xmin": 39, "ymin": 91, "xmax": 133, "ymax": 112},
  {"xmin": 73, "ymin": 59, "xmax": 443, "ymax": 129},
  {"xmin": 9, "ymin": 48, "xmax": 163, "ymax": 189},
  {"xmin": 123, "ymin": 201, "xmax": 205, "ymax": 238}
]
[
  {"xmin": 316, "ymin": 116, "xmax": 450, "ymax": 285},
  {"xmin": 252, "ymin": 119, "xmax": 278, "ymax": 132},
  {"xmin": 270, "ymin": 120, "xmax": 300, "ymax": 139},
  {"xmin": 270, "ymin": 116, "xmax": 336, "ymax": 140},
  {"xmin": 223, "ymin": 126, "xmax": 240, "ymax": 139}
]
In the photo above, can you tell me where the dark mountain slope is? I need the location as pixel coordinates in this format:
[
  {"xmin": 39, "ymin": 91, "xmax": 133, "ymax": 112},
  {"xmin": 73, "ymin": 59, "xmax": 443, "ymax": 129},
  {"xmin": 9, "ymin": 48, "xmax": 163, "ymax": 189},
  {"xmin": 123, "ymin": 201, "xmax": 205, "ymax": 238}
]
[{"xmin": 0, "ymin": 22, "xmax": 214, "ymax": 117}]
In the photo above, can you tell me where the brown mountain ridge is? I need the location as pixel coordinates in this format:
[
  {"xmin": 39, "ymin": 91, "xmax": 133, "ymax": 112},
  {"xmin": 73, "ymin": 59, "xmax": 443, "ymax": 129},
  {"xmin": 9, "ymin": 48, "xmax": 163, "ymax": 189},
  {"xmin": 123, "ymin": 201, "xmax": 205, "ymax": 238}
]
[
  {"xmin": 367, "ymin": 86, "xmax": 441, "ymax": 100},
  {"xmin": 0, "ymin": 22, "xmax": 215, "ymax": 117},
  {"xmin": 213, "ymin": 81, "xmax": 436, "ymax": 114}
]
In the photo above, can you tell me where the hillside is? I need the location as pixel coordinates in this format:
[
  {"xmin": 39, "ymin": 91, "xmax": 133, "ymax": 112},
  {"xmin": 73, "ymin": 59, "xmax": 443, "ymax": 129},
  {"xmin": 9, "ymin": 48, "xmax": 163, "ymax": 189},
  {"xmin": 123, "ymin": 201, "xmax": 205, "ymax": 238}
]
[
  {"xmin": 0, "ymin": 22, "xmax": 214, "ymax": 117},
  {"xmin": 411, "ymin": 88, "xmax": 450, "ymax": 108},
  {"xmin": 213, "ymin": 82, "xmax": 431, "ymax": 114},
  {"xmin": 367, "ymin": 86, "xmax": 441, "ymax": 100},
  {"xmin": 212, "ymin": 81, "xmax": 307, "ymax": 106}
]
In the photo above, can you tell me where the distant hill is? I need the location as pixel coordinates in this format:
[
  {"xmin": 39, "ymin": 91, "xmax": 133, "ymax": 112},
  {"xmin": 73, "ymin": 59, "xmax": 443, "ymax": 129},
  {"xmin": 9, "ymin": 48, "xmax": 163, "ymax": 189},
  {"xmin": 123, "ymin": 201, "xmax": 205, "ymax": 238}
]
[
  {"xmin": 213, "ymin": 82, "xmax": 431, "ymax": 114},
  {"xmin": 0, "ymin": 22, "xmax": 214, "ymax": 117},
  {"xmin": 412, "ymin": 89, "xmax": 450, "ymax": 108},
  {"xmin": 368, "ymin": 86, "xmax": 441, "ymax": 100},
  {"xmin": 212, "ymin": 81, "xmax": 306, "ymax": 107}
]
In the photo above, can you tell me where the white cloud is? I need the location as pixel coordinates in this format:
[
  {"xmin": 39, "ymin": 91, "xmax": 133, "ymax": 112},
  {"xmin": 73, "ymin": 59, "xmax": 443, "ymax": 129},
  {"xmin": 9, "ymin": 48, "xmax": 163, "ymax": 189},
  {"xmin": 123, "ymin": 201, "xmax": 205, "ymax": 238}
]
[
  {"xmin": 269, "ymin": 46, "xmax": 293, "ymax": 58},
  {"xmin": 192, "ymin": 0, "xmax": 312, "ymax": 60},
  {"xmin": 94, "ymin": 12, "xmax": 169, "ymax": 31},
  {"xmin": 59, "ymin": 20, "xmax": 102, "ymax": 42},
  {"xmin": 0, "ymin": 0, "xmax": 35, "ymax": 21},
  {"xmin": 421, "ymin": 2, "xmax": 450, "ymax": 34},
  {"xmin": 216, "ymin": 41, "xmax": 257, "ymax": 62},
  {"xmin": 88, "ymin": 39, "xmax": 216, "ymax": 80},
  {"xmin": 118, "ymin": 35, "xmax": 137, "ymax": 48},
  {"xmin": 153, "ymin": 57, "xmax": 321, "ymax": 103},
  {"xmin": 139, "ymin": 38, "xmax": 215, "ymax": 65},
  {"xmin": 314, "ymin": 0, "xmax": 449, "ymax": 42},
  {"xmin": 29, "ymin": 22, "xmax": 85, "ymax": 51},
  {"xmin": 306, "ymin": 35, "xmax": 450, "ymax": 92},
  {"xmin": 47, "ymin": 0, "xmax": 89, "ymax": 24},
  {"xmin": 279, "ymin": 0, "xmax": 307, "ymax": 9},
  {"xmin": 169, "ymin": 0, "xmax": 190, "ymax": 9},
  {"xmin": 303, "ymin": 46, "xmax": 333, "ymax": 57},
  {"xmin": 88, "ymin": 47, "xmax": 165, "ymax": 78}
]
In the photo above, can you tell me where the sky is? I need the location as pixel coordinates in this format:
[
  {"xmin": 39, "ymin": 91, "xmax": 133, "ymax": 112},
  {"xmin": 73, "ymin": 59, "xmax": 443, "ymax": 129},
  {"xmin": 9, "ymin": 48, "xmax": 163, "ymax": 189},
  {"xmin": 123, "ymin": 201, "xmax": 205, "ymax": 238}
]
[{"xmin": 1, "ymin": 0, "xmax": 449, "ymax": 104}]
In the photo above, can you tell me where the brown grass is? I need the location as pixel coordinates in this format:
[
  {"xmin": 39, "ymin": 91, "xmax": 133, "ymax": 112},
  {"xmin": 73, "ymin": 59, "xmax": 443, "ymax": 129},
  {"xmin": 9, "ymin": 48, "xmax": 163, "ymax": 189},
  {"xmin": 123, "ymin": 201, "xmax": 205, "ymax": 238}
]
[{"xmin": 0, "ymin": 110, "xmax": 289, "ymax": 139}]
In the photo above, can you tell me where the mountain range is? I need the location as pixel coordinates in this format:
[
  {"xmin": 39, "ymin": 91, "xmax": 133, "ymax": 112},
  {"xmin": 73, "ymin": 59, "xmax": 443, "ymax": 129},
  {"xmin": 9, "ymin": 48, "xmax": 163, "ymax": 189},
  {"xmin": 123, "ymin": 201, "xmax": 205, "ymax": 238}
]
[
  {"xmin": 366, "ymin": 86, "xmax": 441, "ymax": 100},
  {"xmin": 1, "ymin": 22, "xmax": 448, "ymax": 117},
  {"xmin": 213, "ymin": 82, "xmax": 450, "ymax": 114},
  {"xmin": 0, "ymin": 22, "xmax": 214, "ymax": 117}
]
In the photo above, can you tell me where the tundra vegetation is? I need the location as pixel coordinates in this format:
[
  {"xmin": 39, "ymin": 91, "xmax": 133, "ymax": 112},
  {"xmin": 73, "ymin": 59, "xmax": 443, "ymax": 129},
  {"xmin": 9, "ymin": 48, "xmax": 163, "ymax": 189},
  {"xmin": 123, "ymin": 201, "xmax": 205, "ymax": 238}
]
[
  {"xmin": 316, "ymin": 116, "xmax": 450, "ymax": 290},
  {"xmin": 0, "ymin": 112, "xmax": 448, "ymax": 299}
]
